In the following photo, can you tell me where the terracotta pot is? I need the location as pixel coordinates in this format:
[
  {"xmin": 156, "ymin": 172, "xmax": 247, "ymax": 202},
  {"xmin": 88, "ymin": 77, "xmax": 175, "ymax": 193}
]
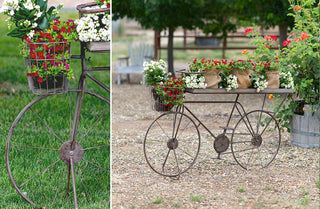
[
  {"xmin": 204, "ymin": 68, "xmax": 221, "ymax": 88},
  {"xmin": 266, "ymin": 70, "xmax": 279, "ymax": 88},
  {"xmin": 232, "ymin": 69, "xmax": 251, "ymax": 88}
]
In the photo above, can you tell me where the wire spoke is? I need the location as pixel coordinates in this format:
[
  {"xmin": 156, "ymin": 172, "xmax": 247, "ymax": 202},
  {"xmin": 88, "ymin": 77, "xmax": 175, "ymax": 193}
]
[
  {"xmin": 162, "ymin": 149, "xmax": 171, "ymax": 173},
  {"xmin": 173, "ymin": 149, "xmax": 181, "ymax": 174},
  {"xmin": 79, "ymin": 108, "xmax": 108, "ymax": 144},
  {"xmin": 10, "ymin": 144, "xmax": 59, "ymax": 151},
  {"xmin": 177, "ymin": 147, "xmax": 193, "ymax": 158},
  {"xmin": 53, "ymin": 165, "xmax": 67, "ymax": 205},
  {"xmin": 82, "ymin": 144, "xmax": 109, "ymax": 151},
  {"xmin": 29, "ymin": 107, "xmax": 63, "ymax": 143},
  {"xmin": 75, "ymin": 166, "xmax": 90, "ymax": 203},
  {"xmin": 155, "ymin": 120, "xmax": 171, "ymax": 140},
  {"xmin": 82, "ymin": 158, "xmax": 109, "ymax": 173},
  {"xmin": 176, "ymin": 119, "xmax": 192, "ymax": 140},
  {"xmin": 20, "ymin": 159, "xmax": 60, "ymax": 188}
]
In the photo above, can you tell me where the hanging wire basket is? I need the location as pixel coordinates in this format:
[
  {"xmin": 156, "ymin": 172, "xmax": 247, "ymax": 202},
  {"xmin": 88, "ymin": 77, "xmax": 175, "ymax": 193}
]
[{"xmin": 24, "ymin": 41, "xmax": 71, "ymax": 95}]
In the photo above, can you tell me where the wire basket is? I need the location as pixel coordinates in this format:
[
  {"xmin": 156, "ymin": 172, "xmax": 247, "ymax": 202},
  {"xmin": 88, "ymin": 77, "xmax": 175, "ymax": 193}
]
[
  {"xmin": 150, "ymin": 86, "xmax": 184, "ymax": 112},
  {"xmin": 24, "ymin": 41, "xmax": 71, "ymax": 95}
]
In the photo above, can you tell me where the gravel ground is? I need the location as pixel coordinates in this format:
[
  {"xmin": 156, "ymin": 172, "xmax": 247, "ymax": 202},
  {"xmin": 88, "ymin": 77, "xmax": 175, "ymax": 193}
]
[{"xmin": 112, "ymin": 74, "xmax": 319, "ymax": 209}]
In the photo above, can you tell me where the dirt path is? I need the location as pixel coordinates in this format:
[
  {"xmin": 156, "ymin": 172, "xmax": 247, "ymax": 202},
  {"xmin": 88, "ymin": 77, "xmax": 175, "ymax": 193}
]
[{"xmin": 112, "ymin": 81, "xmax": 319, "ymax": 209}]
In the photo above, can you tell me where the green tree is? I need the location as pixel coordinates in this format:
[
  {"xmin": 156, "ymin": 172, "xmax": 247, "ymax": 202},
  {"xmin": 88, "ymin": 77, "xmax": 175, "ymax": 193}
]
[
  {"xmin": 113, "ymin": 0, "xmax": 205, "ymax": 76},
  {"xmin": 234, "ymin": 0, "xmax": 294, "ymax": 47}
]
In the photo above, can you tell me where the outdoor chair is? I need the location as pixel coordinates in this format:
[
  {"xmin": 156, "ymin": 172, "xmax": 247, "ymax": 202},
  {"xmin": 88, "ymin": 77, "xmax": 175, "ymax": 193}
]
[{"xmin": 117, "ymin": 43, "xmax": 154, "ymax": 85}]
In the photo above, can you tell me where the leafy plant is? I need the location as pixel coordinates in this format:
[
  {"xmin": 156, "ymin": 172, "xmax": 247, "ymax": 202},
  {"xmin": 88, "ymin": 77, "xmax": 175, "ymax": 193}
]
[
  {"xmin": 190, "ymin": 194, "xmax": 204, "ymax": 202},
  {"xmin": 0, "ymin": 0, "xmax": 63, "ymax": 38},
  {"xmin": 153, "ymin": 197, "xmax": 163, "ymax": 204},
  {"xmin": 143, "ymin": 59, "xmax": 170, "ymax": 86},
  {"xmin": 154, "ymin": 77, "xmax": 186, "ymax": 108}
]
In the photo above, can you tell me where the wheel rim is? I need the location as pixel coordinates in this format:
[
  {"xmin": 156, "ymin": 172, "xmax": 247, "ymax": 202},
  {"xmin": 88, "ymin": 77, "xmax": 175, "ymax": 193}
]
[
  {"xmin": 144, "ymin": 112, "xmax": 200, "ymax": 177},
  {"xmin": 6, "ymin": 89, "xmax": 110, "ymax": 207},
  {"xmin": 231, "ymin": 110, "xmax": 281, "ymax": 170}
]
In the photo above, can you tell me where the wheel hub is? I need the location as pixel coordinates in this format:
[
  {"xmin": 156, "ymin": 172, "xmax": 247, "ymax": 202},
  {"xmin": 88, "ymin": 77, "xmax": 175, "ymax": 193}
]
[
  {"xmin": 214, "ymin": 134, "xmax": 230, "ymax": 153},
  {"xmin": 251, "ymin": 134, "xmax": 262, "ymax": 147},
  {"xmin": 167, "ymin": 138, "xmax": 178, "ymax": 150},
  {"xmin": 59, "ymin": 141, "xmax": 84, "ymax": 164}
]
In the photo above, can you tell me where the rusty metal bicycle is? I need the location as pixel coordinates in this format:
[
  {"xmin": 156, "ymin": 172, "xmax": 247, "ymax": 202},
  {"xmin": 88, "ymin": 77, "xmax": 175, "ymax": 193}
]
[
  {"xmin": 144, "ymin": 87, "xmax": 293, "ymax": 177},
  {"xmin": 5, "ymin": 3, "xmax": 110, "ymax": 208}
]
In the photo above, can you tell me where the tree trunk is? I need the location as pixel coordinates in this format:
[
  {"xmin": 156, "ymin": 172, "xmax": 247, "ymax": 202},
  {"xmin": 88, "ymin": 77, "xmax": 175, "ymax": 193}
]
[
  {"xmin": 279, "ymin": 23, "xmax": 288, "ymax": 49},
  {"xmin": 167, "ymin": 27, "xmax": 175, "ymax": 77}
]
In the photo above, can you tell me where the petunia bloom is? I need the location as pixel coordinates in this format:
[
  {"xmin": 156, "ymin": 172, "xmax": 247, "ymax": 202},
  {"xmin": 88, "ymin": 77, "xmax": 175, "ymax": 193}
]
[{"xmin": 282, "ymin": 40, "xmax": 291, "ymax": 47}]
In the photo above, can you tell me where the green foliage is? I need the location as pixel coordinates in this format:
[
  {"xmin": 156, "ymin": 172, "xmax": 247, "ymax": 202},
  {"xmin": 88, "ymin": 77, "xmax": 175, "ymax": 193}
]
[
  {"xmin": 153, "ymin": 197, "xmax": 163, "ymax": 204},
  {"xmin": 190, "ymin": 194, "xmax": 204, "ymax": 202},
  {"xmin": 1, "ymin": 0, "xmax": 62, "ymax": 38},
  {"xmin": 237, "ymin": 187, "xmax": 246, "ymax": 193}
]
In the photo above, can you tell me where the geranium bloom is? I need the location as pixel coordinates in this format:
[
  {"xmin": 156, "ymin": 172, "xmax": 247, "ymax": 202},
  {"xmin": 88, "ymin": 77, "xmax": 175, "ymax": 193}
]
[
  {"xmin": 264, "ymin": 35, "xmax": 271, "ymax": 40},
  {"xmin": 283, "ymin": 40, "xmax": 291, "ymax": 46},
  {"xmin": 245, "ymin": 28, "xmax": 253, "ymax": 36},
  {"xmin": 242, "ymin": 49, "xmax": 248, "ymax": 55},
  {"xmin": 37, "ymin": 77, "xmax": 44, "ymax": 83},
  {"xmin": 293, "ymin": 5, "xmax": 302, "ymax": 12},
  {"xmin": 300, "ymin": 32, "xmax": 309, "ymax": 40},
  {"xmin": 270, "ymin": 35, "xmax": 277, "ymax": 42}
]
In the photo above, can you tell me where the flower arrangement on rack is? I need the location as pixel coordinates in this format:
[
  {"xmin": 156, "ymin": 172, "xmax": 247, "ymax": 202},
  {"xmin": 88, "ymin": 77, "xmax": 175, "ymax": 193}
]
[
  {"xmin": 21, "ymin": 18, "xmax": 78, "ymax": 82},
  {"xmin": 96, "ymin": 0, "xmax": 110, "ymax": 8},
  {"xmin": 154, "ymin": 77, "xmax": 186, "ymax": 108},
  {"xmin": 217, "ymin": 60, "xmax": 253, "ymax": 91},
  {"xmin": 75, "ymin": 13, "xmax": 111, "ymax": 42},
  {"xmin": 245, "ymin": 27, "xmax": 280, "ymax": 89},
  {"xmin": 0, "ymin": 0, "xmax": 63, "ymax": 39},
  {"xmin": 143, "ymin": 59, "xmax": 171, "ymax": 86}
]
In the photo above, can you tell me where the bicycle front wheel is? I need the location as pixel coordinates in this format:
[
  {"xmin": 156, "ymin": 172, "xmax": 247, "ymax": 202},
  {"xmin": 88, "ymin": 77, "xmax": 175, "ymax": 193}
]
[{"xmin": 6, "ymin": 89, "xmax": 110, "ymax": 208}]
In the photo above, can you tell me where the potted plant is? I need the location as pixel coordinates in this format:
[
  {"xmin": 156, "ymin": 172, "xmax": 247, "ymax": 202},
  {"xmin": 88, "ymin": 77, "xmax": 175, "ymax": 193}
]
[
  {"xmin": 154, "ymin": 77, "xmax": 186, "ymax": 111},
  {"xmin": 75, "ymin": 0, "xmax": 111, "ymax": 51},
  {"xmin": 278, "ymin": 0, "xmax": 319, "ymax": 148},
  {"xmin": 1, "ymin": 0, "xmax": 78, "ymax": 94},
  {"xmin": 21, "ymin": 19, "xmax": 77, "ymax": 94},
  {"xmin": 245, "ymin": 28, "xmax": 280, "ymax": 89},
  {"xmin": 229, "ymin": 60, "xmax": 253, "ymax": 89},
  {"xmin": 188, "ymin": 58, "xmax": 221, "ymax": 88}
]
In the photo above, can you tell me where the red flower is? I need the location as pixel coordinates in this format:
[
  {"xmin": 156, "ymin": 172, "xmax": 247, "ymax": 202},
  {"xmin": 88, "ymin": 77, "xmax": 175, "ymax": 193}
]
[
  {"xmin": 53, "ymin": 25, "xmax": 59, "ymax": 31},
  {"xmin": 30, "ymin": 51, "xmax": 36, "ymax": 59},
  {"xmin": 37, "ymin": 51, "xmax": 44, "ymax": 59},
  {"xmin": 300, "ymin": 32, "xmax": 309, "ymax": 40},
  {"xmin": 245, "ymin": 28, "xmax": 253, "ymax": 36},
  {"xmin": 270, "ymin": 35, "xmax": 277, "ymax": 42},
  {"xmin": 37, "ymin": 77, "xmax": 44, "ymax": 83},
  {"xmin": 282, "ymin": 40, "xmax": 291, "ymax": 47},
  {"xmin": 60, "ymin": 27, "xmax": 66, "ymax": 33},
  {"xmin": 293, "ymin": 5, "xmax": 302, "ymax": 12}
]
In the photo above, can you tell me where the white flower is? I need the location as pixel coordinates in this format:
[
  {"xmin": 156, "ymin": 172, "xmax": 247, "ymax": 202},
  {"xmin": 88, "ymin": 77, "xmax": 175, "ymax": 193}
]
[
  {"xmin": 27, "ymin": 30, "xmax": 35, "ymax": 39},
  {"xmin": 24, "ymin": 20, "xmax": 31, "ymax": 26},
  {"xmin": 23, "ymin": 0, "xmax": 34, "ymax": 10}
]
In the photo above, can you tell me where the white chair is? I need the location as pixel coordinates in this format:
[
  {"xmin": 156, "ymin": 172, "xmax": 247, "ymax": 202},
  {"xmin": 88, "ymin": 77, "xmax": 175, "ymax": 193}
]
[{"xmin": 117, "ymin": 43, "xmax": 154, "ymax": 85}]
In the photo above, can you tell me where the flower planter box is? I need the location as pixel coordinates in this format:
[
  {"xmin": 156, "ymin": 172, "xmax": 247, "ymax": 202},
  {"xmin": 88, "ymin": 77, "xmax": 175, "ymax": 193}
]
[
  {"xmin": 290, "ymin": 105, "xmax": 319, "ymax": 148},
  {"xmin": 86, "ymin": 41, "xmax": 110, "ymax": 52},
  {"xmin": 150, "ymin": 87, "xmax": 172, "ymax": 112}
]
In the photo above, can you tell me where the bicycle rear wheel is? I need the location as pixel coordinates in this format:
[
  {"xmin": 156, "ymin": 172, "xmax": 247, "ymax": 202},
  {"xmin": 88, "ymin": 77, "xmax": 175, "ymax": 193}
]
[{"xmin": 6, "ymin": 89, "xmax": 110, "ymax": 208}]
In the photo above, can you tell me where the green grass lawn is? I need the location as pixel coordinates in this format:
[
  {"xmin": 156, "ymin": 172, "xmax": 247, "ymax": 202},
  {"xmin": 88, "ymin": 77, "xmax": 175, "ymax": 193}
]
[{"xmin": 0, "ymin": 11, "xmax": 110, "ymax": 208}]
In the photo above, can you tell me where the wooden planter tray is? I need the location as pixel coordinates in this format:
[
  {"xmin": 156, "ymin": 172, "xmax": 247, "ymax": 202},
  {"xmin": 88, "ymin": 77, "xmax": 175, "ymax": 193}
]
[
  {"xmin": 185, "ymin": 88, "xmax": 294, "ymax": 94},
  {"xmin": 86, "ymin": 41, "xmax": 110, "ymax": 52}
]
